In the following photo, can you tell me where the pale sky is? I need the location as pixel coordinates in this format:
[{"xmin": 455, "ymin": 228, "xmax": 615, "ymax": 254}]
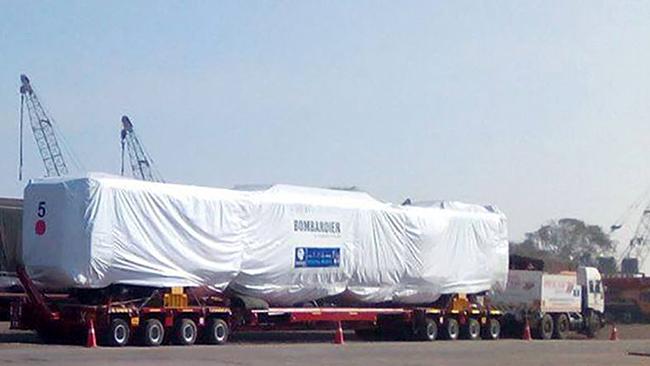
[{"xmin": 1, "ymin": 1, "xmax": 649, "ymax": 243}]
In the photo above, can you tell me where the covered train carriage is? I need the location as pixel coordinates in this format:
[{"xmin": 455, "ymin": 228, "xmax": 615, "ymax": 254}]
[
  {"xmin": 12, "ymin": 174, "xmax": 508, "ymax": 346},
  {"xmin": 22, "ymin": 174, "xmax": 508, "ymax": 305}
]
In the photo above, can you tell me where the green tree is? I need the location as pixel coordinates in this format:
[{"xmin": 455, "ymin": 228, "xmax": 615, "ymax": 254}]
[{"xmin": 511, "ymin": 218, "xmax": 614, "ymax": 269}]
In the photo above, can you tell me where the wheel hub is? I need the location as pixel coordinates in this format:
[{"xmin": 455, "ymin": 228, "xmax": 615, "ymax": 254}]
[
  {"xmin": 151, "ymin": 327, "xmax": 161, "ymax": 342},
  {"xmin": 184, "ymin": 325, "xmax": 194, "ymax": 340},
  {"xmin": 115, "ymin": 325, "xmax": 126, "ymax": 343},
  {"xmin": 216, "ymin": 325, "xmax": 225, "ymax": 340}
]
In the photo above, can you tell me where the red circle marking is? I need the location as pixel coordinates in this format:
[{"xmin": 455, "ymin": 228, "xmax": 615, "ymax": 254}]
[{"xmin": 35, "ymin": 220, "xmax": 47, "ymax": 236}]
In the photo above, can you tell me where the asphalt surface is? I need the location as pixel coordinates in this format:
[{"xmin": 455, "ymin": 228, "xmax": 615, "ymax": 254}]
[{"xmin": 1, "ymin": 323, "xmax": 650, "ymax": 366}]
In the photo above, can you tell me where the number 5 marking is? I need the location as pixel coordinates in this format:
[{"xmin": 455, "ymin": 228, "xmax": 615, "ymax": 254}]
[{"xmin": 37, "ymin": 201, "xmax": 46, "ymax": 218}]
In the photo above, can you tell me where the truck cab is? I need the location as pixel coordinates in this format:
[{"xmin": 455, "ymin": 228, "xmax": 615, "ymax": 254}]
[
  {"xmin": 490, "ymin": 264, "xmax": 605, "ymax": 339},
  {"xmin": 577, "ymin": 266, "xmax": 605, "ymax": 314}
]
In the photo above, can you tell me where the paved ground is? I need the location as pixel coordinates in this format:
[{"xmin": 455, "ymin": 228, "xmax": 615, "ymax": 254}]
[{"xmin": 1, "ymin": 322, "xmax": 649, "ymax": 366}]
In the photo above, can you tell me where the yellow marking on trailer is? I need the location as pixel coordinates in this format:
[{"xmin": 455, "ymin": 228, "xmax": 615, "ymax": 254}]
[
  {"xmin": 425, "ymin": 308, "xmax": 441, "ymax": 314},
  {"xmin": 451, "ymin": 294, "xmax": 470, "ymax": 312},
  {"xmin": 164, "ymin": 292, "xmax": 188, "ymax": 308},
  {"xmin": 451, "ymin": 310, "xmax": 459, "ymax": 314},
  {"xmin": 130, "ymin": 317, "xmax": 140, "ymax": 327},
  {"xmin": 147, "ymin": 308, "xmax": 161, "ymax": 313},
  {"xmin": 109, "ymin": 308, "xmax": 130, "ymax": 314},
  {"xmin": 471, "ymin": 310, "xmax": 480, "ymax": 315},
  {"xmin": 208, "ymin": 307, "xmax": 231, "ymax": 314}
]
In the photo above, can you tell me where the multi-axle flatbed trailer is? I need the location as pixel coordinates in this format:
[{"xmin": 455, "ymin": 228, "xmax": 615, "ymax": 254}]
[{"xmin": 9, "ymin": 267, "xmax": 503, "ymax": 347}]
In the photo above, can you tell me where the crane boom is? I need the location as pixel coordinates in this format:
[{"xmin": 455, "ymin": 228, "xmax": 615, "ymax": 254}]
[
  {"xmin": 622, "ymin": 207, "xmax": 650, "ymax": 271},
  {"xmin": 19, "ymin": 74, "xmax": 69, "ymax": 178},
  {"xmin": 120, "ymin": 115, "xmax": 163, "ymax": 182}
]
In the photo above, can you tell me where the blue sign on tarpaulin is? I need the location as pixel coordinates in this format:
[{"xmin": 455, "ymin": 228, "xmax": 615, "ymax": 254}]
[{"xmin": 295, "ymin": 247, "xmax": 340, "ymax": 268}]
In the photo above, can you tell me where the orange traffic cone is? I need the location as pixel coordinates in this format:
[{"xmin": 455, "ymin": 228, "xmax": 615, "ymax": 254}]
[
  {"xmin": 609, "ymin": 323, "xmax": 619, "ymax": 341},
  {"xmin": 86, "ymin": 318, "xmax": 97, "ymax": 348},
  {"xmin": 522, "ymin": 319, "xmax": 532, "ymax": 341},
  {"xmin": 334, "ymin": 321, "xmax": 345, "ymax": 344}
]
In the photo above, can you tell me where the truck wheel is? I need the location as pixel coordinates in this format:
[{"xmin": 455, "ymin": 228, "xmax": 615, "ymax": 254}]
[
  {"xmin": 415, "ymin": 318, "xmax": 438, "ymax": 341},
  {"xmin": 462, "ymin": 318, "xmax": 481, "ymax": 340},
  {"xmin": 204, "ymin": 318, "xmax": 229, "ymax": 345},
  {"xmin": 481, "ymin": 318, "xmax": 500, "ymax": 340},
  {"xmin": 534, "ymin": 314, "xmax": 554, "ymax": 340},
  {"xmin": 105, "ymin": 318, "xmax": 130, "ymax": 347},
  {"xmin": 142, "ymin": 318, "xmax": 165, "ymax": 347},
  {"xmin": 585, "ymin": 312, "xmax": 601, "ymax": 338},
  {"xmin": 173, "ymin": 318, "xmax": 197, "ymax": 345},
  {"xmin": 553, "ymin": 314, "xmax": 569, "ymax": 340},
  {"xmin": 443, "ymin": 318, "xmax": 460, "ymax": 340}
]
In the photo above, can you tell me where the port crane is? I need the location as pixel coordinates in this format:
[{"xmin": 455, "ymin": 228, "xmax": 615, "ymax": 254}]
[
  {"xmin": 120, "ymin": 115, "xmax": 163, "ymax": 182},
  {"xmin": 610, "ymin": 188, "xmax": 650, "ymax": 272},
  {"xmin": 604, "ymin": 193, "xmax": 650, "ymax": 323},
  {"xmin": 619, "ymin": 207, "xmax": 650, "ymax": 272},
  {"xmin": 19, "ymin": 74, "xmax": 77, "ymax": 179}
]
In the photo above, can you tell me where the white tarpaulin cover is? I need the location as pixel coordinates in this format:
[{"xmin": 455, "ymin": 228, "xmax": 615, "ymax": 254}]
[{"xmin": 22, "ymin": 174, "xmax": 508, "ymax": 305}]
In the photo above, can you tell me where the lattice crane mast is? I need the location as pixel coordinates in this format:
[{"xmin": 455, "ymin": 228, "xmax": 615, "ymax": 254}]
[
  {"xmin": 620, "ymin": 205, "xmax": 650, "ymax": 271},
  {"xmin": 19, "ymin": 74, "xmax": 70, "ymax": 179},
  {"xmin": 120, "ymin": 115, "xmax": 163, "ymax": 182}
]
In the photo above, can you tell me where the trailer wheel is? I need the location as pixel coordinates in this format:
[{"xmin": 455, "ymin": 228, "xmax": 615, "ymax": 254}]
[
  {"xmin": 553, "ymin": 314, "xmax": 569, "ymax": 340},
  {"xmin": 443, "ymin": 318, "xmax": 460, "ymax": 340},
  {"xmin": 142, "ymin": 318, "xmax": 165, "ymax": 347},
  {"xmin": 481, "ymin": 318, "xmax": 501, "ymax": 340},
  {"xmin": 204, "ymin": 318, "xmax": 229, "ymax": 345},
  {"xmin": 462, "ymin": 318, "xmax": 481, "ymax": 340},
  {"xmin": 173, "ymin": 318, "xmax": 198, "ymax": 345},
  {"xmin": 534, "ymin": 314, "xmax": 554, "ymax": 340},
  {"xmin": 414, "ymin": 318, "xmax": 438, "ymax": 341},
  {"xmin": 105, "ymin": 318, "xmax": 130, "ymax": 347}
]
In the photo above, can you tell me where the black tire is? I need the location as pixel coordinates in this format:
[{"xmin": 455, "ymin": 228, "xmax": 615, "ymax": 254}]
[
  {"xmin": 414, "ymin": 318, "xmax": 438, "ymax": 341},
  {"xmin": 173, "ymin": 318, "xmax": 198, "ymax": 345},
  {"xmin": 141, "ymin": 318, "xmax": 165, "ymax": 347},
  {"xmin": 553, "ymin": 314, "xmax": 569, "ymax": 340},
  {"xmin": 534, "ymin": 314, "xmax": 554, "ymax": 340},
  {"xmin": 443, "ymin": 318, "xmax": 460, "ymax": 340},
  {"xmin": 104, "ymin": 318, "xmax": 130, "ymax": 347},
  {"xmin": 585, "ymin": 312, "xmax": 601, "ymax": 338},
  {"xmin": 204, "ymin": 318, "xmax": 229, "ymax": 345},
  {"xmin": 462, "ymin": 318, "xmax": 481, "ymax": 340},
  {"xmin": 481, "ymin": 318, "xmax": 501, "ymax": 340}
]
